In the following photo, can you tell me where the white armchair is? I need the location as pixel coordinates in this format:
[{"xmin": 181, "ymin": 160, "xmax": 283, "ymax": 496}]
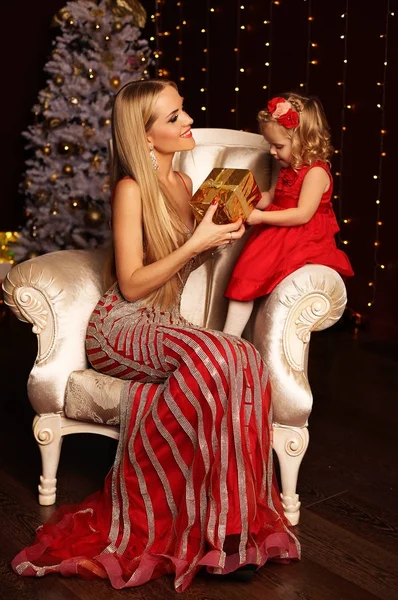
[{"xmin": 2, "ymin": 128, "xmax": 347, "ymax": 525}]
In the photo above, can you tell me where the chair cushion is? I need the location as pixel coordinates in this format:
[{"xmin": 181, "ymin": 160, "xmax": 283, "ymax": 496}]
[{"xmin": 65, "ymin": 369, "xmax": 125, "ymax": 425}]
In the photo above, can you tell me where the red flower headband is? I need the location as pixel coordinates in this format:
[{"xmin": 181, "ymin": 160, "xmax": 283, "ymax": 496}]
[{"xmin": 267, "ymin": 97, "xmax": 299, "ymax": 128}]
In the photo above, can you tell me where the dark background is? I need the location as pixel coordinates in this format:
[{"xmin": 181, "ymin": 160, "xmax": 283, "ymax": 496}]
[{"xmin": 2, "ymin": 0, "xmax": 398, "ymax": 338}]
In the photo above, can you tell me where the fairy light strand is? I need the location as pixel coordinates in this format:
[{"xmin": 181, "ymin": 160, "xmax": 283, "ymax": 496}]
[
  {"xmin": 261, "ymin": 6, "xmax": 272, "ymax": 97},
  {"xmin": 368, "ymin": 1, "xmax": 392, "ymax": 308},
  {"xmin": 148, "ymin": 6, "xmax": 155, "ymax": 74},
  {"xmin": 305, "ymin": 0, "xmax": 313, "ymax": 93},
  {"xmin": 335, "ymin": 3, "xmax": 360, "ymax": 327},
  {"xmin": 234, "ymin": 4, "xmax": 242, "ymax": 128},
  {"xmin": 152, "ymin": 1, "xmax": 162, "ymax": 76},
  {"xmin": 336, "ymin": 1, "xmax": 349, "ymax": 246},
  {"xmin": 204, "ymin": 1, "xmax": 210, "ymax": 125},
  {"xmin": 267, "ymin": 1, "xmax": 274, "ymax": 94},
  {"xmin": 200, "ymin": 5, "xmax": 212, "ymax": 120},
  {"xmin": 176, "ymin": 1, "xmax": 183, "ymax": 84}
]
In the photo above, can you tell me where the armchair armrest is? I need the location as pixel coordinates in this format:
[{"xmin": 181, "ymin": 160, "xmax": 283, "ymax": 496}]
[
  {"xmin": 2, "ymin": 249, "xmax": 107, "ymax": 415},
  {"xmin": 251, "ymin": 265, "xmax": 347, "ymax": 427}
]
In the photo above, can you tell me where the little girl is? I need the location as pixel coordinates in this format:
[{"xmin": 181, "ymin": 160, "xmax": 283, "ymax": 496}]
[{"xmin": 223, "ymin": 92, "xmax": 354, "ymax": 337}]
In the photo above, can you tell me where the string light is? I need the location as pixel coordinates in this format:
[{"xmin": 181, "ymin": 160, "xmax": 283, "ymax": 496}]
[
  {"xmin": 368, "ymin": 1, "xmax": 392, "ymax": 308},
  {"xmin": 176, "ymin": 1, "xmax": 184, "ymax": 85},
  {"xmin": 263, "ymin": 2, "xmax": 274, "ymax": 95},
  {"xmin": 201, "ymin": 1, "xmax": 211, "ymax": 124},
  {"xmin": 332, "ymin": 1, "xmax": 362, "ymax": 328},
  {"xmin": 305, "ymin": 0, "xmax": 314, "ymax": 93},
  {"xmin": 152, "ymin": 1, "xmax": 163, "ymax": 77},
  {"xmin": 335, "ymin": 0, "xmax": 349, "ymax": 249},
  {"xmin": 234, "ymin": 2, "xmax": 243, "ymax": 127}
]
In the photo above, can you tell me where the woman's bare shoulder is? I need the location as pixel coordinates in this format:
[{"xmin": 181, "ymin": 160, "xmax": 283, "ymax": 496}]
[
  {"xmin": 113, "ymin": 177, "xmax": 141, "ymax": 205},
  {"xmin": 115, "ymin": 177, "xmax": 140, "ymax": 192}
]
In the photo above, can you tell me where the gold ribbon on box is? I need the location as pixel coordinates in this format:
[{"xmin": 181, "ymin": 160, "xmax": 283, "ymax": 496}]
[
  {"xmin": 202, "ymin": 180, "xmax": 250, "ymax": 218},
  {"xmin": 191, "ymin": 168, "xmax": 256, "ymax": 224}
]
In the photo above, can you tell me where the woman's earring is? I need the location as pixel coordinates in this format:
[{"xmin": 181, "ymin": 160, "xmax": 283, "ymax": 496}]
[{"xmin": 149, "ymin": 144, "xmax": 159, "ymax": 170}]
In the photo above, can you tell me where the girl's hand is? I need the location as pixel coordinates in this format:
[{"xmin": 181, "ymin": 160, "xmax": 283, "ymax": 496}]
[
  {"xmin": 190, "ymin": 201, "xmax": 245, "ymax": 254},
  {"xmin": 246, "ymin": 208, "xmax": 266, "ymax": 226}
]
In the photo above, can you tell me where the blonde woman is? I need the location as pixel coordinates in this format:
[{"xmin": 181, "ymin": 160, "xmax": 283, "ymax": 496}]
[
  {"xmin": 12, "ymin": 80, "xmax": 300, "ymax": 592},
  {"xmin": 224, "ymin": 93, "xmax": 354, "ymax": 337}
]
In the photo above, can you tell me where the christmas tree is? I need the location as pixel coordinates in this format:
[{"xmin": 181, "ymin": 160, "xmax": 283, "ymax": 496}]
[{"xmin": 15, "ymin": 0, "xmax": 151, "ymax": 261}]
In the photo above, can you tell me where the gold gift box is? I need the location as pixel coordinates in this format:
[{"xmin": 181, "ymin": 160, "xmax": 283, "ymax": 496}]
[{"xmin": 190, "ymin": 168, "xmax": 261, "ymax": 225}]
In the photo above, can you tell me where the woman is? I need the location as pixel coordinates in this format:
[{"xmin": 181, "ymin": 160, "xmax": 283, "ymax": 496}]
[{"xmin": 12, "ymin": 80, "xmax": 300, "ymax": 592}]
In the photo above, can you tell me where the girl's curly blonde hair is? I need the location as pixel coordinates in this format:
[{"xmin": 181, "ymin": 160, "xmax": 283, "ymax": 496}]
[{"xmin": 258, "ymin": 92, "xmax": 333, "ymax": 170}]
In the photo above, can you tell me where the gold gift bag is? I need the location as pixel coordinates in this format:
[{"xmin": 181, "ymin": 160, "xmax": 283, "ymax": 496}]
[{"xmin": 190, "ymin": 168, "xmax": 261, "ymax": 225}]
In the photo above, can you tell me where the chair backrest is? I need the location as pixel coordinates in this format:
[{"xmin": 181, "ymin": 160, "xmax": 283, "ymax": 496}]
[
  {"xmin": 179, "ymin": 128, "xmax": 273, "ymax": 328},
  {"xmin": 173, "ymin": 128, "xmax": 272, "ymax": 193}
]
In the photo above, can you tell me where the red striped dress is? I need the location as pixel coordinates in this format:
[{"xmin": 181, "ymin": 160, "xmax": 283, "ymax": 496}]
[{"xmin": 12, "ymin": 176, "xmax": 300, "ymax": 592}]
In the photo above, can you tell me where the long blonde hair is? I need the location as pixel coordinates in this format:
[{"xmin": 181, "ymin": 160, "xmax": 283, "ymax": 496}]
[
  {"xmin": 106, "ymin": 79, "xmax": 188, "ymax": 309},
  {"xmin": 258, "ymin": 92, "xmax": 333, "ymax": 169}
]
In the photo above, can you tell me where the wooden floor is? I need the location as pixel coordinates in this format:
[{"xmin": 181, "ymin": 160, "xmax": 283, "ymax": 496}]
[{"xmin": 0, "ymin": 309, "xmax": 397, "ymax": 599}]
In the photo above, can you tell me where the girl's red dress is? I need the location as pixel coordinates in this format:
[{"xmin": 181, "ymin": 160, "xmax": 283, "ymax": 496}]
[{"xmin": 225, "ymin": 161, "xmax": 354, "ymax": 301}]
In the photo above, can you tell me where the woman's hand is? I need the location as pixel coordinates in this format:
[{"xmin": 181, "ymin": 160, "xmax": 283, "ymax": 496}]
[
  {"xmin": 246, "ymin": 208, "xmax": 266, "ymax": 226},
  {"xmin": 189, "ymin": 201, "xmax": 246, "ymax": 254}
]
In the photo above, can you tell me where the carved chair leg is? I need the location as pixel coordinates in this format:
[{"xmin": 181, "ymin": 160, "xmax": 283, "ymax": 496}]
[
  {"xmin": 272, "ymin": 424, "xmax": 309, "ymax": 526},
  {"xmin": 33, "ymin": 414, "xmax": 63, "ymax": 506}
]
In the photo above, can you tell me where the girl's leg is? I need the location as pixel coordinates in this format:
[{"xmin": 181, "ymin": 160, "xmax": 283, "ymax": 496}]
[{"xmin": 223, "ymin": 300, "xmax": 254, "ymax": 337}]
